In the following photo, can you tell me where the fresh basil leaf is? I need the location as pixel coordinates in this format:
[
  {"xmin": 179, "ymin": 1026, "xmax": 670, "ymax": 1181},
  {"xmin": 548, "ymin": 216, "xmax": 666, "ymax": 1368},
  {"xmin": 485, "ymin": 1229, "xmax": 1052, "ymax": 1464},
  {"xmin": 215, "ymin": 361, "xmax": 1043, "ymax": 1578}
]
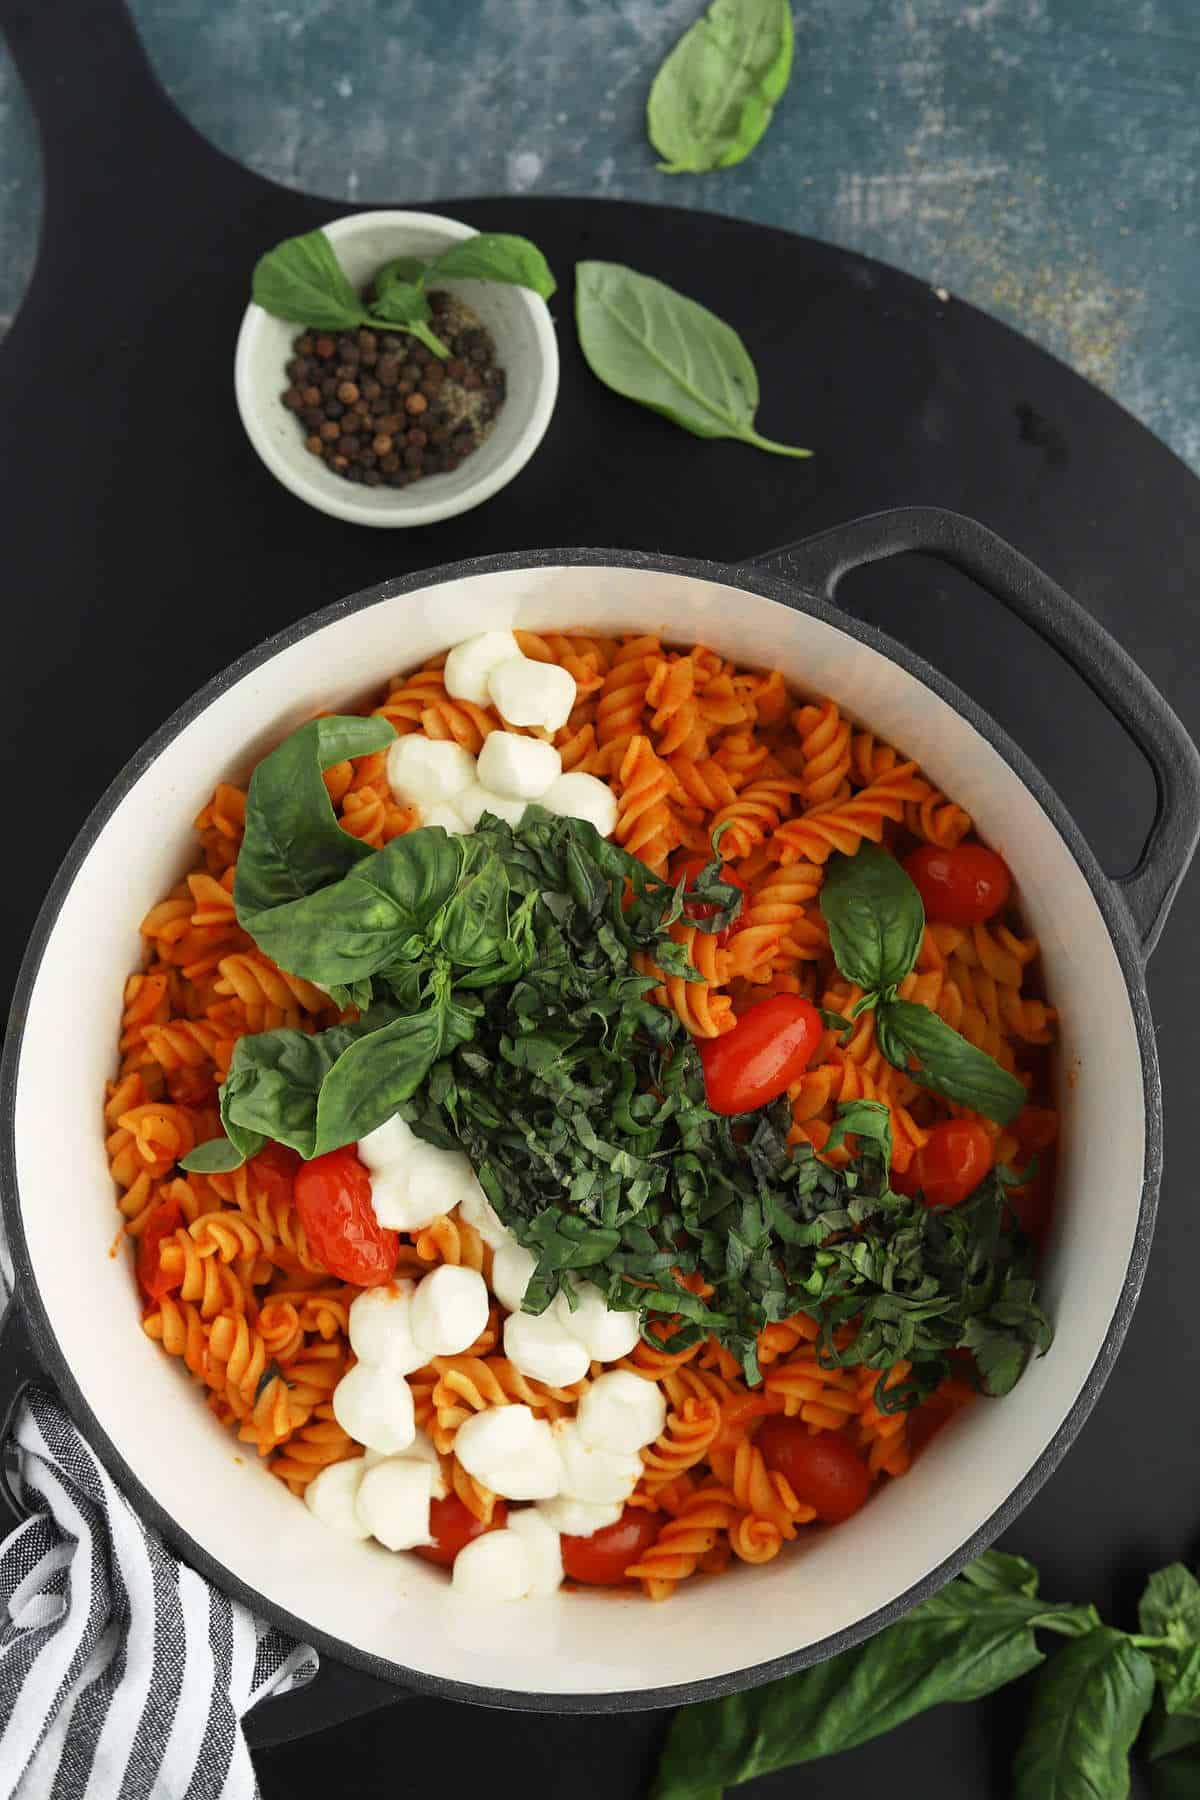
[
  {"xmin": 651, "ymin": 1557, "xmax": 1089, "ymax": 1799},
  {"xmin": 960, "ymin": 1548, "xmax": 1041, "ymax": 1598},
  {"xmin": 1013, "ymin": 1628, "xmax": 1156, "ymax": 1800},
  {"xmin": 180, "ymin": 1133, "xmax": 253, "ymax": 1175},
  {"xmin": 220, "ymin": 1020, "xmax": 372, "ymax": 1159},
  {"xmin": 1147, "ymin": 1701, "xmax": 1200, "ymax": 1798},
  {"xmin": 875, "ymin": 998, "xmax": 1027, "ymax": 1126},
  {"xmin": 372, "ymin": 254, "xmax": 428, "ymax": 291},
  {"xmin": 370, "ymin": 279, "xmax": 432, "ymax": 324},
  {"xmin": 1158, "ymin": 1647, "xmax": 1200, "ymax": 1719},
  {"xmin": 821, "ymin": 843, "xmax": 925, "ymax": 994},
  {"xmin": 816, "ymin": 1006, "xmax": 853, "ymax": 1041},
  {"xmin": 823, "ymin": 1097, "xmax": 892, "ymax": 1162},
  {"xmin": 1151, "ymin": 1739, "xmax": 1200, "ymax": 1800},
  {"xmin": 251, "ymin": 228, "xmax": 369, "ymax": 331},
  {"xmin": 234, "ymin": 716, "xmax": 396, "ymax": 929},
  {"xmin": 435, "ymin": 845, "xmax": 511, "ymax": 968},
  {"xmin": 312, "ymin": 983, "xmax": 476, "ymax": 1153},
  {"xmin": 575, "ymin": 261, "xmax": 810, "ymax": 460},
  {"xmin": 244, "ymin": 826, "xmax": 465, "ymax": 986},
  {"xmin": 1141, "ymin": 1566, "xmax": 1200, "ymax": 1648},
  {"xmin": 328, "ymin": 977, "xmax": 376, "ymax": 1013},
  {"xmin": 647, "ymin": 0, "xmax": 793, "ymax": 175},
  {"xmin": 427, "ymin": 232, "xmax": 557, "ymax": 301}
]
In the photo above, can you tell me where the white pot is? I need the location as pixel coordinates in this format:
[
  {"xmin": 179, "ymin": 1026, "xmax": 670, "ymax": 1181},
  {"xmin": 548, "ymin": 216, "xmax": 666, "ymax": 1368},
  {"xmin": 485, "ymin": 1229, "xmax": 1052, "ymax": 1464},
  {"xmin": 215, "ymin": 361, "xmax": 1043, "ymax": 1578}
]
[{"xmin": 3, "ymin": 509, "xmax": 1196, "ymax": 1711}]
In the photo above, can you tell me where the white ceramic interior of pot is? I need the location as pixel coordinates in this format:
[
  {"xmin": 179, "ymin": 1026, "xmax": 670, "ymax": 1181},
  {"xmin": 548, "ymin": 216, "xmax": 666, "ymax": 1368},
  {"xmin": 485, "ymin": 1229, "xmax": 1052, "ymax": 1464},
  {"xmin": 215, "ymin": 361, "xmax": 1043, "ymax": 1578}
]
[
  {"xmin": 234, "ymin": 211, "xmax": 559, "ymax": 527},
  {"xmin": 12, "ymin": 564, "xmax": 1143, "ymax": 1698}
]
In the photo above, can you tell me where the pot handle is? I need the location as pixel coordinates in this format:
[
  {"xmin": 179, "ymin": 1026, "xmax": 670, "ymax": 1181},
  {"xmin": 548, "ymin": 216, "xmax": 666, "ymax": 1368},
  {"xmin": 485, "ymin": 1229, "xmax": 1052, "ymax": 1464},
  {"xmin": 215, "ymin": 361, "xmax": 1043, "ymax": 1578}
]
[{"xmin": 741, "ymin": 506, "xmax": 1200, "ymax": 959}]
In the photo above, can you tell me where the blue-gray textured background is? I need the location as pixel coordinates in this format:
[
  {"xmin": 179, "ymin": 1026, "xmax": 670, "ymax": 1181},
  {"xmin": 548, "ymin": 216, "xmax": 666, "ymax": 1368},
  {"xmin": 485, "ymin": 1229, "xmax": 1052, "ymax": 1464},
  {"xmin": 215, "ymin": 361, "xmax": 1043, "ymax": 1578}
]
[{"xmin": 1, "ymin": 0, "xmax": 1197, "ymax": 470}]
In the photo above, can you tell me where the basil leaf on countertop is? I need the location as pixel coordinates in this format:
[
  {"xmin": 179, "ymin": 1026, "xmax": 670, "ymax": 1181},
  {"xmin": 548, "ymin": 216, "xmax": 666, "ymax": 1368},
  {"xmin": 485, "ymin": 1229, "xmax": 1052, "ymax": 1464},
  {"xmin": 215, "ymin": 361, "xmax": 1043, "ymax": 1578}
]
[
  {"xmin": 243, "ymin": 825, "xmax": 465, "ymax": 986},
  {"xmin": 1013, "ymin": 1628, "xmax": 1156, "ymax": 1800},
  {"xmin": 820, "ymin": 843, "xmax": 925, "ymax": 997},
  {"xmin": 1138, "ymin": 1565, "xmax": 1200, "ymax": 1715},
  {"xmin": 428, "ymin": 232, "xmax": 557, "ymax": 300},
  {"xmin": 233, "ymin": 715, "xmax": 396, "ymax": 928},
  {"xmin": 251, "ymin": 228, "xmax": 369, "ymax": 332},
  {"xmin": 651, "ymin": 1551, "xmax": 1098, "ymax": 1800},
  {"xmin": 875, "ymin": 998, "xmax": 1027, "ymax": 1126},
  {"xmin": 574, "ymin": 262, "xmax": 811, "ymax": 460},
  {"xmin": 647, "ymin": 0, "xmax": 793, "ymax": 175}
]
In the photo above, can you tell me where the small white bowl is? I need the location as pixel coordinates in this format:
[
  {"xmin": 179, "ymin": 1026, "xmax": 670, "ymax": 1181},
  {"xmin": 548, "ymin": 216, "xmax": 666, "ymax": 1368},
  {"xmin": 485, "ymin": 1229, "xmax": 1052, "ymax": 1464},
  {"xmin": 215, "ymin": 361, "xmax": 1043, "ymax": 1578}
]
[{"xmin": 234, "ymin": 210, "xmax": 559, "ymax": 527}]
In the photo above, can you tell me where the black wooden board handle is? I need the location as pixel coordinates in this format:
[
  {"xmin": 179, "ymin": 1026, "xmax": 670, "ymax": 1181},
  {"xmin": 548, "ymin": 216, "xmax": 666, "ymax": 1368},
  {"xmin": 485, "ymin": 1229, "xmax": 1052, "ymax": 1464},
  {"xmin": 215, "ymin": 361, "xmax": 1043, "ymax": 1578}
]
[{"xmin": 747, "ymin": 506, "xmax": 1200, "ymax": 959}]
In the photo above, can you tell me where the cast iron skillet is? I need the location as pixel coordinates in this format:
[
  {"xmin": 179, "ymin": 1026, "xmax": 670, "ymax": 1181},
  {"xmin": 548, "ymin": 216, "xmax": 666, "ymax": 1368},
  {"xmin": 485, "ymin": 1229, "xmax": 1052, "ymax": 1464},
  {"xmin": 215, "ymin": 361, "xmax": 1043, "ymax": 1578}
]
[{"xmin": 1, "ymin": 507, "xmax": 1197, "ymax": 1717}]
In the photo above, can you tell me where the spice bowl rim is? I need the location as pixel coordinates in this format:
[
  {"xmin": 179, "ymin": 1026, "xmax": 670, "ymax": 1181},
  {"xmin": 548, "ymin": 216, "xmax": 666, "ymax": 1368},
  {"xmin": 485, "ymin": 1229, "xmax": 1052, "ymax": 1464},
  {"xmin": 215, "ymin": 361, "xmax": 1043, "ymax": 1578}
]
[{"xmin": 233, "ymin": 208, "xmax": 560, "ymax": 529}]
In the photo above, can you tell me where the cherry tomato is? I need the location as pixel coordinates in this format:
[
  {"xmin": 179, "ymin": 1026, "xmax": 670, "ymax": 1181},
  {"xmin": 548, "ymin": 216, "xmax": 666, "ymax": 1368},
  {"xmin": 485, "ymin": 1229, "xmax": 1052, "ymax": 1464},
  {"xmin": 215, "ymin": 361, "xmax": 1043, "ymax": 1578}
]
[
  {"xmin": 293, "ymin": 1145, "xmax": 400, "ymax": 1287},
  {"xmin": 903, "ymin": 843, "xmax": 1013, "ymax": 927},
  {"xmin": 560, "ymin": 1505, "xmax": 661, "ymax": 1585},
  {"xmin": 136, "ymin": 1196, "xmax": 184, "ymax": 1302},
  {"xmin": 892, "ymin": 1121, "xmax": 994, "ymax": 1209},
  {"xmin": 249, "ymin": 1141, "xmax": 301, "ymax": 1208},
  {"xmin": 754, "ymin": 1417, "xmax": 871, "ymax": 1524},
  {"xmin": 413, "ymin": 1495, "xmax": 508, "ymax": 1569},
  {"xmin": 675, "ymin": 856, "xmax": 748, "ymax": 943},
  {"xmin": 699, "ymin": 995, "xmax": 823, "ymax": 1115}
]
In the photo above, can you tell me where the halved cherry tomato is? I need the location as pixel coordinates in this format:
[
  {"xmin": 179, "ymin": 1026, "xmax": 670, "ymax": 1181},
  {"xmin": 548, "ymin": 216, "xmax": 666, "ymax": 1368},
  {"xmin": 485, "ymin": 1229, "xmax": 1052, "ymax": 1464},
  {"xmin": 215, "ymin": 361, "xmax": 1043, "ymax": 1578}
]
[
  {"xmin": 699, "ymin": 995, "xmax": 823, "ymax": 1115},
  {"xmin": 137, "ymin": 1196, "xmax": 184, "ymax": 1302},
  {"xmin": 560, "ymin": 1504, "xmax": 661, "ymax": 1585},
  {"xmin": 293, "ymin": 1145, "xmax": 400, "ymax": 1286},
  {"xmin": 902, "ymin": 843, "xmax": 1013, "ymax": 927},
  {"xmin": 891, "ymin": 1120, "xmax": 993, "ymax": 1208},
  {"xmin": 413, "ymin": 1495, "xmax": 509, "ymax": 1568},
  {"xmin": 675, "ymin": 856, "xmax": 748, "ymax": 944},
  {"xmin": 755, "ymin": 1417, "xmax": 871, "ymax": 1524}
]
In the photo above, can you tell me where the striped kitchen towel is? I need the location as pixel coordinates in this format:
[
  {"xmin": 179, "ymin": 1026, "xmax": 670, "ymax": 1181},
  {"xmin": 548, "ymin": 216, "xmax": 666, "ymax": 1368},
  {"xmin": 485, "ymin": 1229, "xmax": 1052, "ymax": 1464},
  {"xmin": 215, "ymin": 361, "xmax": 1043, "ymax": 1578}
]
[{"xmin": 0, "ymin": 1386, "xmax": 318, "ymax": 1799}]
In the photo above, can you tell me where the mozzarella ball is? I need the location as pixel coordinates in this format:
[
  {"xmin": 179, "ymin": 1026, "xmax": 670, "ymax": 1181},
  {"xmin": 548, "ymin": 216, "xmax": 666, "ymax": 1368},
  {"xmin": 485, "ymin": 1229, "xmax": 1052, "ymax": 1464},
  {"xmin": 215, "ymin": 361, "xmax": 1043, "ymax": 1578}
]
[
  {"xmin": 451, "ymin": 1529, "xmax": 533, "ymax": 1601},
  {"xmin": 476, "ymin": 732, "xmax": 562, "ymax": 801},
  {"xmin": 490, "ymin": 1240, "xmax": 537, "ymax": 1312},
  {"xmin": 410, "ymin": 1265, "xmax": 490, "ymax": 1357},
  {"xmin": 536, "ymin": 1494, "xmax": 623, "ymax": 1537},
  {"xmin": 386, "ymin": 736, "xmax": 476, "ymax": 808},
  {"xmin": 363, "ymin": 1430, "xmax": 447, "ymax": 1498},
  {"xmin": 457, "ymin": 1181, "xmax": 512, "ymax": 1252},
  {"xmin": 304, "ymin": 1457, "xmax": 370, "ymax": 1539},
  {"xmin": 331, "ymin": 1362, "xmax": 416, "ymax": 1456},
  {"xmin": 551, "ymin": 1419, "xmax": 643, "ymax": 1504},
  {"xmin": 443, "ymin": 631, "xmax": 522, "ymax": 707},
  {"xmin": 506, "ymin": 1509, "xmax": 564, "ymax": 1595},
  {"xmin": 354, "ymin": 1458, "xmax": 435, "ymax": 1551},
  {"xmin": 402, "ymin": 1141, "xmax": 481, "ymax": 1231},
  {"xmin": 553, "ymin": 1281, "xmax": 641, "ymax": 1363},
  {"xmin": 488, "ymin": 657, "xmax": 576, "ymax": 732},
  {"xmin": 504, "ymin": 1309, "xmax": 591, "ymax": 1388},
  {"xmin": 358, "ymin": 1113, "xmax": 420, "ymax": 1173},
  {"xmin": 575, "ymin": 1370, "xmax": 667, "ymax": 1455},
  {"xmin": 420, "ymin": 802, "xmax": 468, "ymax": 833},
  {"xmin": 454, "ymin": 1406, "xmax": 562, "ymax": 1500},
  {"xmin": 454, "ymin": 783, "xmax": 528, "ymax": 831},
  {"xmin": 348, "ymin": 1281, "xmax": 424, "ymax": 1375},
  {"xmin": 538, "ymin": 772, "xmax": 619, "ymax": 838}
]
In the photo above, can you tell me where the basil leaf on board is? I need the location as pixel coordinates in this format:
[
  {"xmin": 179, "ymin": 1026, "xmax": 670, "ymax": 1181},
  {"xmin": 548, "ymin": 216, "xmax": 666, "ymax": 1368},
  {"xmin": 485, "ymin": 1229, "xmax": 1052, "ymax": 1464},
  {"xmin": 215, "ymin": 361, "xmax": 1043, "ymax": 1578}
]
[
  {"xmin": 180, "ymin": 1135, "xmax": 253, "ymax": 1175},
  {"xmin": 427, "ymin": 232, "xmax": 557, "ymax": 300},
  {"xmin": 1013, "ymin": 1628, "xmax": 1156, "ymax": 1800},
  {"xmin": 650, "ymin": 1555, "xmax": 1095, "ymax": 1800},
  {"xmin": 820, "ymin": 843, "xmax": 925, "ymax": 995},
  {"xmin": 875, "ymin": 998, "xmax": 1027, "ymax": 1126},
  {"xmin": 312, "ymin": 981, "xmax": 477, "ymax": 1153},
  {"xmin": 574, "ymin": 262, "xmax": 811, "ymax": 460},
  {"xmin": 647, "ymin": 0, "xmax": 793, "ymax": 175},
  {"xmin": 251, "ymin": 228, "xmax": 369, "ymax": 331},
  {"xmin": 244, "ymin": 826, "xmax": 465, "ymax": 986},
  {"xmin": 233, "ymin": 716, "xmax": 396, "ymax": 928}
]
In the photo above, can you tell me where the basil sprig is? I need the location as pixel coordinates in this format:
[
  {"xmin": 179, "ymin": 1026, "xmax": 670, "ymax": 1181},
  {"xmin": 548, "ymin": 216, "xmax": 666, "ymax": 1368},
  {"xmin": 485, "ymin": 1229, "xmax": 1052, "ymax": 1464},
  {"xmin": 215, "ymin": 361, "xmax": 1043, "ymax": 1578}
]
[
  {"xmin": 653, "ymin": 1546, "xmax": 1200, "ymax": 1800},
  {"xmin": 251, "ymin": 227, "xmax": 556, "ymax": 361},
  {"xmin": 819, "ymin": 842, "xmax": 1027, "ymax": 1126},
  {"xmin": 647, "ymin": 0, "xmax": 794, "ymax": 176}
]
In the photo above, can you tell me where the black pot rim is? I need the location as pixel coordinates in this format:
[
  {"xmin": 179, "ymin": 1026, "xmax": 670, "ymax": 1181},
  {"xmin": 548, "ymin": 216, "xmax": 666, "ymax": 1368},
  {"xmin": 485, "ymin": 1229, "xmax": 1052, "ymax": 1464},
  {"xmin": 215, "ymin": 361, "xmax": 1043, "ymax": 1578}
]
[{"xmin": 0, "ymin": 542, "xmax": 1161, "ymax": 1715}]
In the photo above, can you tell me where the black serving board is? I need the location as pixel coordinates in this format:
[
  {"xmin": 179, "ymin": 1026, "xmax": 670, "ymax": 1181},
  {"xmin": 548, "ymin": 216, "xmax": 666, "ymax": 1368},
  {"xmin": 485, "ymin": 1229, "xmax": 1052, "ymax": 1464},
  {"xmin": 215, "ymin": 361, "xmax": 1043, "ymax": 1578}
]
[{"xmin": 3, "ymin": 2, "xmax": 1200, "ymax": 1796}]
